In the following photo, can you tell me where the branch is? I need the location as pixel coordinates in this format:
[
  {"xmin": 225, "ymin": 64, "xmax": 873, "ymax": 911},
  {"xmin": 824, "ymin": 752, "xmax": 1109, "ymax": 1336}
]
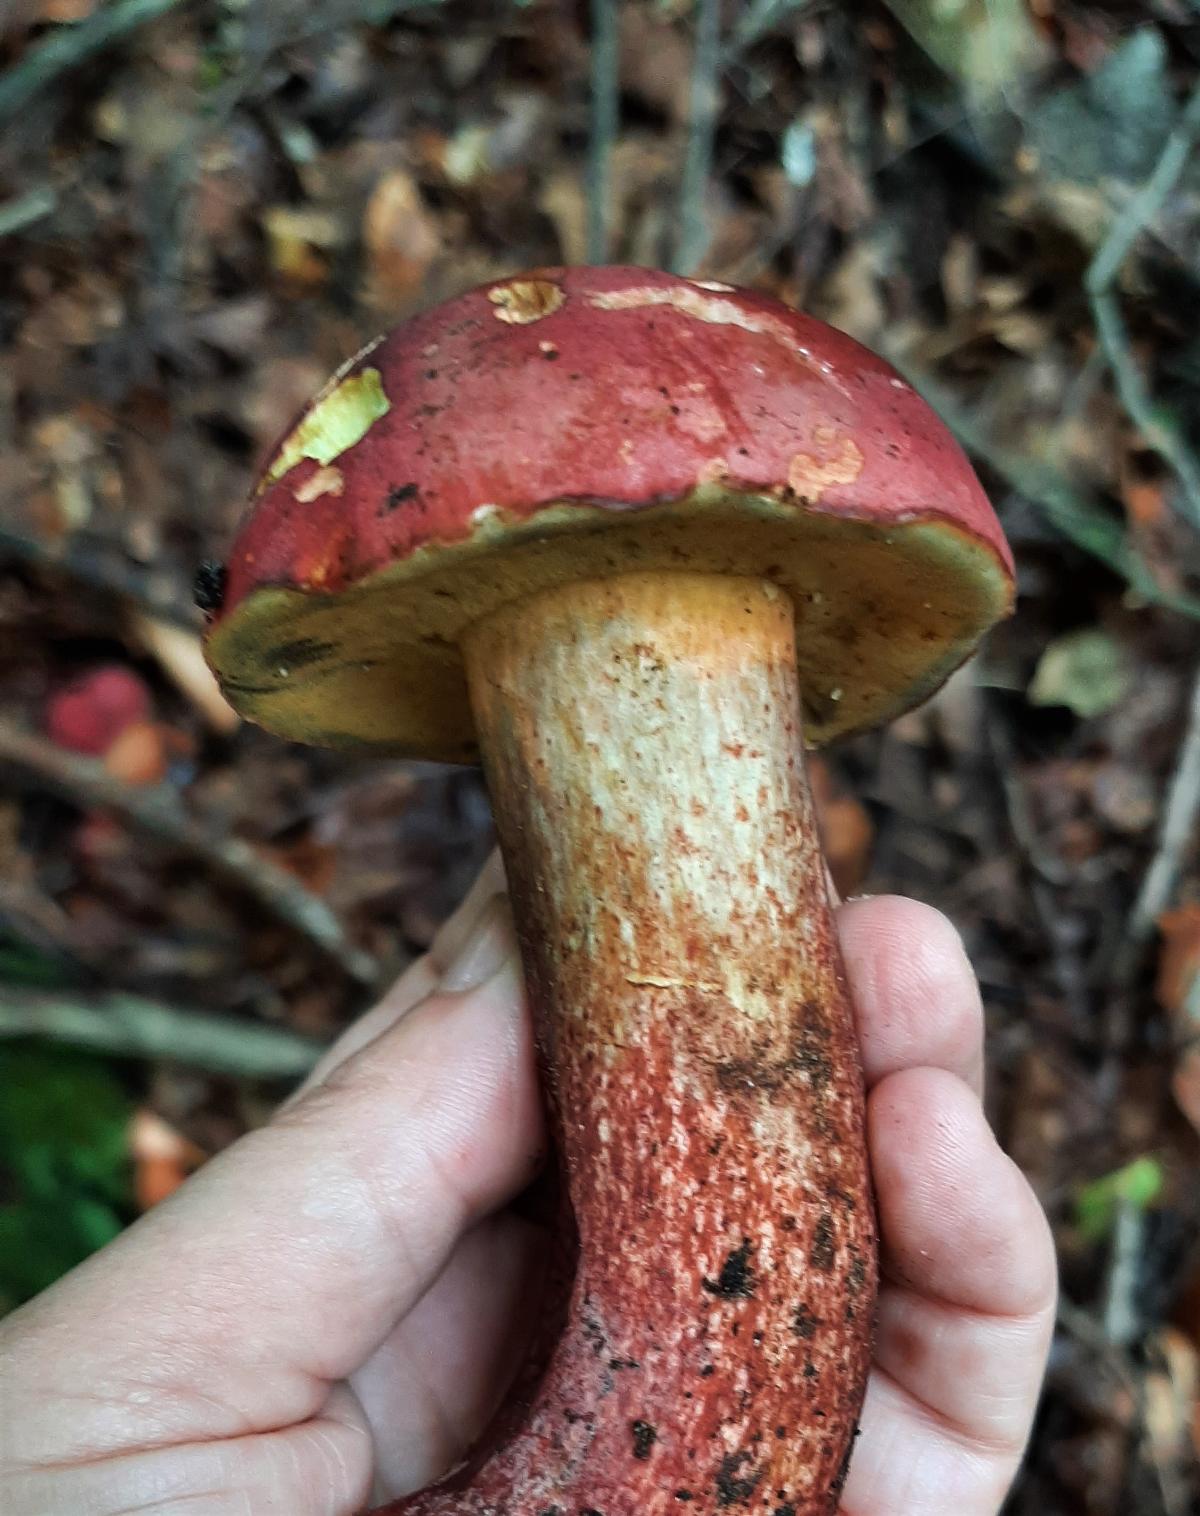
[
  {"xmin": 586, "ymin": 0, "xmax": 620, "ymax": 265},
  {"xmin": 0, "ymin": 0, "xmax": 190, "ymax": 129},
  {"xmin": 0, "ymin": 984, "xmax": 325, "ymax": 1080},
  {"xmin": 1111, "ymin": 658, "xmax": 1200, "ymax": 989},
  {"xmin": 673, "ymin": 0, "xmax": 721, "ymax": 274},
  {"xmin": 0, "ymin": 719, "xmax": 381, "ymax": 991},
  {"xmin": 0, "ymin": 526, "xmax": 199, "ymax": 630},
  {"xmin": 0, "ymin": 185, "xmax": 57, "ymax": 238},
  {"xmin": 1085, "ymin": 79, "xmax": 1200, "ymax": 532},
  {"xmin": 1101, "ymin": 1196, "xmax": 1144, "ymax": 1348}
]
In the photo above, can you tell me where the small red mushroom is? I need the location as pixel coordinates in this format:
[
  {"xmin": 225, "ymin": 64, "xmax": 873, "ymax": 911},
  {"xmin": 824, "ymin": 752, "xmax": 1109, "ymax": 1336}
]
[
  {"xmin": 43, "ymin": 664, "xmax": 175, "ymax": 787},
  {"xmin": 43, "ymin": 665, "xmax": 151, "ymax": 757},
  {"xmin": 205, "ymin": 267, "xmax": 1014, "ymax": 1514}
]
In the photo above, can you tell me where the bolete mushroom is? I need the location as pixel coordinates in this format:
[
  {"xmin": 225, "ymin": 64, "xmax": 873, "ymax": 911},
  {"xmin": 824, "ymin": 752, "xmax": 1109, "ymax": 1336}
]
[{"xmin": 203, "ymin": 266, "xmax": 1013, "ymax": 1514}]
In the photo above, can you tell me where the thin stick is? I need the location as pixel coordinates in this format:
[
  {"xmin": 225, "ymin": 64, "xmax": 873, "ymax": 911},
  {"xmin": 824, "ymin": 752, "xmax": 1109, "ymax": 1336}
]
[
  {"xmin": 0, "ymin": 719, "xmax": 381, "ymax": 990},
  {"xmin": 673, "ymin": 0, "xmax": 722, "ymax": 273},
  {"xmin": 1112, "ymin": 659, "xmax": 1200, "ymax": 988},
  {"xmin": 1085, "ymin": 80, "xmax": 1200, "ymax": 531},
  {"xmin": 586, "ymin": 0, "xmax": 620, "ymax": 265},
  {"xmin": 0, "ymin": 185, "xmax": 57, "ymax": 238},
  {"xmin": 0, "ymin": 526, "xmax": 199, "ymax": 630},
  {"xmin": 0, "ymin": 0, "xmax": 190, "ymax": 129},
  {"xmin": 0, "ymin": 984, "xmax": 324, "ymax": 1079},
  {"xmin": 1101, "ymin": 1195, "xmax": 1144, "ymax": 1346}
]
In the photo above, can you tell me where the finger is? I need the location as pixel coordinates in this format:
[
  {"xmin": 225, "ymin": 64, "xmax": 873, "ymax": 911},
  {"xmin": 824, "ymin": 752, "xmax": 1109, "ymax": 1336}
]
[
  {"xmin": 837, "ymin": 896, "xmax": 985, "ymax": 1096},
  {"xmin": 2, "ymin": 907, "xmax": 543, "ymax": 1464},
  {"xmin": 841, "ymin": 1371, "xmax": 1021, "ymax": 1516},
  {"xmin": 352, "ymin": 1211, "xmax": 548, "ymax": 1499},
  {"xmin": 840, "ymin": 1068, "xmax": 1056, "ymax": 1515},
  {"xmin": 870, "ymin": 1067, "xmax": 1056, "ymax": 1315},
  {"xmin": 4, "ymin": 1387, "xmax": 373, "ymax": 1516},
  {"xmin": 296, "ymin": 850, "xmax": 506, "ymax": 1094}
]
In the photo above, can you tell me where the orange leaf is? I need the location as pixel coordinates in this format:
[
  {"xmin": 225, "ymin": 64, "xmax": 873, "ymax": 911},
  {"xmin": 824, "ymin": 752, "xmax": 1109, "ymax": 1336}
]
[
  {"xmin": 1156, "ymin": 905, "xmax": 1200, "ymax": 1015},
  {"xmin": 363, "ymin": 170, "xmax": 440, "ymax": 306},
  {"xmin": 130, "ymin": 1109, "xmax": 206, "ymax": 1211},
  {"xmin": 103, "ymin": 721, "xmax": 169, "ymax": 786},
  {"xmin": 809, "ymin": 755, "xmax": 873, "ymax": 898},
  {"xmin": 1121, "ymin": 476, "xmax": 1167, "ymax": 530}
]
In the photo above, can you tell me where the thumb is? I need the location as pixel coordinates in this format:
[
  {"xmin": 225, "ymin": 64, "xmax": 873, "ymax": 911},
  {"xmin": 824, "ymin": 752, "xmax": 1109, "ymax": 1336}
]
[{"xmin": 3, "ymin": 899, "xmax": 542, "ymax": 1460}]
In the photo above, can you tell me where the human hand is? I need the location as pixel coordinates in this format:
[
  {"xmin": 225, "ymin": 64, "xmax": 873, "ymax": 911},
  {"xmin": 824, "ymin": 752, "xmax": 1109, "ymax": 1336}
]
[{"xmin": 0, "ymin": 854, "xmax": 1055, "ymax": 1514}]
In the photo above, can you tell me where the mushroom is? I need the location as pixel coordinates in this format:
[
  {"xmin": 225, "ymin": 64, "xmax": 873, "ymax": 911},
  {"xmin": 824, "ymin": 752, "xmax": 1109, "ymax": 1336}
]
[
  {"xmin": 203, "ymin": 266, "xmax": 1014, "ymax": 1514},
  {"xmin": 44, "ymin": 665, "xmax": 151, "ymax": 757}
]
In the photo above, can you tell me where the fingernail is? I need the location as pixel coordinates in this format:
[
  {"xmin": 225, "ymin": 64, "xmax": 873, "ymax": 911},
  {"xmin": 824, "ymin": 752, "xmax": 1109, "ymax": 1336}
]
[
  {"xmin": 431, "ymin": 851, "xmax": 506, "ymax": 967},
  {"xmin": 439, "ymin": 894, "xmax": 515, "ymax": 992}
]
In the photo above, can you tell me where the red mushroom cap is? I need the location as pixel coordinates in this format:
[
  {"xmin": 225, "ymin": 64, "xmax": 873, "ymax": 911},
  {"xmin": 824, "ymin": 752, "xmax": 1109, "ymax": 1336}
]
[
  {"xmin": 205, "ymin": 266, "xmax": 1013, "ymax": 759},
  {"xmin": 44, "ymin": 665, "xmax": 152, "ymax": 756}
]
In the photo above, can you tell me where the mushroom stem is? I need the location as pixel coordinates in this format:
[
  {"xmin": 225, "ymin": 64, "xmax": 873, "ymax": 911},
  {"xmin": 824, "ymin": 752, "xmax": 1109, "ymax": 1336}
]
[{"xmin": 391, "ymin": 570, "xmax": 876, "ymax": 1514}]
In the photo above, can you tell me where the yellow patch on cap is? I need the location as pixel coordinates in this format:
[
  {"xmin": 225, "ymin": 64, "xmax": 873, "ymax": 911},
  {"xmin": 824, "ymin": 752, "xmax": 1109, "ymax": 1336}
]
[
  {"xmin": 262, "ymin": 368, "xmax": 391, "ymax": 491},
  {"xmin": 787, "ymin": 431, "xmax": 864, "ymax": 502},
  {"xmin": 488, "ymin": 280, "xmax": 566, "ymax": 324}
]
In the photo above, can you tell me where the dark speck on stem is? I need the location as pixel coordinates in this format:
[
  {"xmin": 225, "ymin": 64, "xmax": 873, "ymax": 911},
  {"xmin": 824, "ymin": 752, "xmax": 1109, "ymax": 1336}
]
[
  {"xmin": 702, "ymin": 1238, "xmax": 756, "ymax": 1299},
  {"xmin": 631, "ymin": 1419, "xmax": 657, "ymax": 1460}
]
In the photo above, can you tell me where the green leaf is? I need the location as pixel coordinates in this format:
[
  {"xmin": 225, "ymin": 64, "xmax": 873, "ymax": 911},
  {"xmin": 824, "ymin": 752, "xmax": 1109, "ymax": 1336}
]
[
  {"xmin": 1028, "ymin": 628, "xmax": 1130, "ymax": 719},
  {"xmin": 0, "ymin": 1045, "xmax": 133, "ymax": 1309},
  {"xmin": 1026, "ymin": 29, "xmax": 1176, "ymax": 188},
  {"xmin": 1075, "ymin": 1156, "xmax": 1164, "ymax": 1242},
  {"xmin": 883, "ymin": 0, "xmax": 1047, "ymax": 100},
  {"xmin": 0, "ymin": 1197, "xmax": 124, "ymax": 1311}
]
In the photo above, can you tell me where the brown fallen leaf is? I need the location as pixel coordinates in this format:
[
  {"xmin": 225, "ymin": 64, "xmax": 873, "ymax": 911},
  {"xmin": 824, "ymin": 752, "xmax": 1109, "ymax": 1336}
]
[
  {"xmin": 1156, "ymin": 905, "xmax": 1200, "ymax": 1017},
  {"xmin": 538, "ymin": 170, "xmax": 589, "ymax": 267},
  {"xmin": 39, "ymin": 0, "xmax": 96, "ymax": 19},
  {"xmin": 1141, "ymin": 1327, "xmax": 1199, "ymax": 1486},
  {"xmin": 1156, "ymin": 906, "xmax": 1200, "ymax": 1134},
  {"xmin": 257, "ymin": 834, "xmax": 339, "ymax": 899},
  {"xmin": 262, "ymin": 206, "xmax": 343, "ymax": 288},
  {"xmin": 362, "ymin": 169, "xmax": 440, "ymax": 309},
  {"xmin": 809, "ymin": 755, "xmax": 873, "ymax": 899}
]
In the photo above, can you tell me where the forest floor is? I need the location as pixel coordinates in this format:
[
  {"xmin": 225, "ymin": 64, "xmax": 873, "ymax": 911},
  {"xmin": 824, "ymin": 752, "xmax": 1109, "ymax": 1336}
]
[{"xmin": 3, "ymin": 2, "xmax": 1200, "ymax": 1511}]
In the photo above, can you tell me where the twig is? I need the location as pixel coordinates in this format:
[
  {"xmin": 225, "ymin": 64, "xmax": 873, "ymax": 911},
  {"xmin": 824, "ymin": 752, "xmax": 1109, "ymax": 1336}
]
[
  {"xmin": 673, "ymin": 0, "xmax": 722, "ymax": 274},
  {"xmin": 0, "ymin": 526, "xmax": 199, "ymax": 630},
  {"xmin": 1085, "ymin": 79, "xmax": 1200, "ymax": 531},
  {"xmin": 1102, "ymin": 1195, "xmax": 1144, "ymax": 1347},
  {"xmin": 1056, "ymin": 1296, "xmax": 1142, "ymax": 1397},
  {"xmin": 0, "ymin": 719, "xmax": 381, "ymax": 991},
  {"xmin": 0, "ymin": 185, "xmax": 57, "ymax": 238},
  {"xmin": 888, "ymin": 357, "xmax": 1200, "ymax": 621},
  {"xmin": 586, "ymin": 0, "xmax": 620, "ymax": 265},
  {"xmin": 0, "ymin": 0, "xmax": 190, "ymax": 129},
  {"xmin": 985, "ymin": 706, "xmax": 1070, "ymax": 887},
  {"xmin": 1111, "ymin": 658, "xmax": 1200, "ymax": 989},
  {"xmin": 0, "ymin": 983, "xmax": 324, "ymax": 1079}
]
